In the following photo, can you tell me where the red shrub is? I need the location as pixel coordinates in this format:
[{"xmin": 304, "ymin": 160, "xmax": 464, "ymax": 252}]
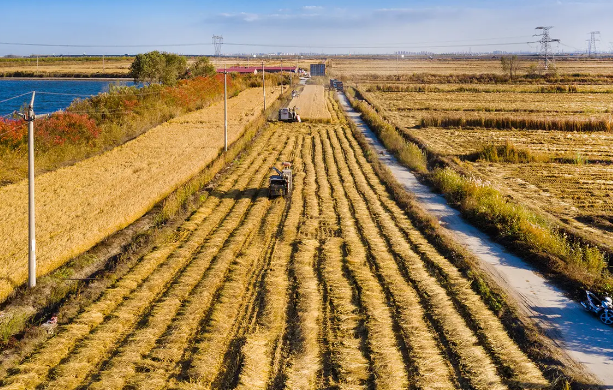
[
  {"xmin": 35, "ymin": 113, "xmax": 100, "ymax": 148},
  {"xmin": 0, "ymin": 118, "xmax": 27, "ymax": 147}
]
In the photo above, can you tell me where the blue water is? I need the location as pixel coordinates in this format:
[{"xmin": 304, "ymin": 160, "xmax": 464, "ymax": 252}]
[{"xmin": 0, "ymin": 79, "xmax": 135, "ymax": 117}]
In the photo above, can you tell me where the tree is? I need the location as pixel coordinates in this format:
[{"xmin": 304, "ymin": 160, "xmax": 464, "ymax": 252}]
[
  {"xmin": 500, "ymin": 55, "xmax": 519, "ymax": 79},
  {"xmin": 129, "ymin": 51, "xmax": 187, "ymax": 85},
  {"xmin": 188, "ymin": 56, "xmax": 216, "ymax": 78}
]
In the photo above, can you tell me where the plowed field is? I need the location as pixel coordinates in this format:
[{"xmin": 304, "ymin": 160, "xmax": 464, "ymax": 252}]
[{"xmin": 0, "ymin": 117, "xmax": 548, "ymax": 389}]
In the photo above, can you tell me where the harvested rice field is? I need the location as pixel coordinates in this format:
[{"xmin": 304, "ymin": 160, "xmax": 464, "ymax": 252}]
[
  {"xmin": 328, "ymin": 58, "xmax": 613, "ymax": 77},
  {"xmin": 367, "ymin": 90, "xmax": 613, "ymax": 119},
  {"xmin": 0, "ymin": 110, "xmax": 548, "ymax": 389},
  {"xmin": 469, "ymin": 162, "xmax": 613, "ymax": 241},
  {"xmin": 289, "ymin": 84, "xmax": 332, "ymax": 121},
  {"xmin": 362, "ymin": 85, "xmax": 613, "ymax": 247},
  {"xmin": 0, "ymin": 87, "xmax": 279, "ymax": 303},
  {"xmin": 408, "ymin": 127, "xmax": 613, "ymax": 162}
]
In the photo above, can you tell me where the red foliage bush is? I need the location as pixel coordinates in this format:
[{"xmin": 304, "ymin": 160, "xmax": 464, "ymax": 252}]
[
  {"xmin": 0, "ymin": 118, "xmax": 27, "ymax": 147},
  {"xmin": 0, "ymin": 113, "xmax": 100, "ymax": 149}
]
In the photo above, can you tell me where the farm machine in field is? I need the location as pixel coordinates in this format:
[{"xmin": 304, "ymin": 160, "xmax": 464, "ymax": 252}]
[
  {"xmin": 278, "ymin": 107, "xmax": 301, "ymax": 122},
  {"xmin": 269, "ymin": 162, "xmax": 293, "ymax": 197}
]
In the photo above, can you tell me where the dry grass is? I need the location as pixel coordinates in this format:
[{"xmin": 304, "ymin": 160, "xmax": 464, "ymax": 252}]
[
  {"xmin": 289, "ymin": 85, "xmax": 332, "ymax": 122},
  {"xmin": 0, "ymin": 87, "xmax": 280, "ymax": 303}
]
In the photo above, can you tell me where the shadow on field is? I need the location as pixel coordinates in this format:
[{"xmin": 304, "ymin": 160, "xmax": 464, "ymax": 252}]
[{"xmin": 208, "ymin": 188, "xmax": 270, "ymax": 201}]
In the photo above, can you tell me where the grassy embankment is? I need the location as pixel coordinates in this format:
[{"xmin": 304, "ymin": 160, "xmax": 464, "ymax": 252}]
[
  {"xmin": 345, "ymin": 87, "xmax": 612, "ymax": 297},
  {"xmin": 0, "ymin": 73, "xmax": 289, "ymax": 186}
]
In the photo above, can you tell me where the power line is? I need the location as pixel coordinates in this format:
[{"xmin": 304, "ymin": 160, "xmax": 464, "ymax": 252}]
[
  {"xmin": 0, "ymin": 91, "xmax": 35, "ymax": 105},
  {"xmin": 0, "ymin": 37, "xmax": 539, "ymax": 51}
]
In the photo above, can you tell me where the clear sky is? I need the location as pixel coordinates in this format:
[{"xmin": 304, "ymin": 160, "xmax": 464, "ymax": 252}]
[{"xmin": 0, "ymin": 0, "xmax": 611, "ymax": 56}]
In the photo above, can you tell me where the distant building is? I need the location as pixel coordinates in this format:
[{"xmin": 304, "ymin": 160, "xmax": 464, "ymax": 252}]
[
  {"xmin": 310, "ymin": 63, "xmax": 326, "ymax": 77},
  {"xmin": 216, "ymin": 66, "xmax": 298, "ymax": 74}
]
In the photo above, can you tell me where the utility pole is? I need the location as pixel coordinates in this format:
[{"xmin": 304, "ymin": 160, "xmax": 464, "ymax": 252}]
[
  {"xmin": 534, "ymin": 26, "xmax": 560, "ymax": 70},
  {"xmin": 103, "ymin": 54, "xmax": 105, "ymax": 72},
  {"xmin": 224, "ymin": 65, "xmax": 228, "ymax": 152},
  {"xmin": 281, "ymin": 56, "xmax": 284, "ymax": 94},
  {"xmin": 588, "ymin": 31, "xmax": 601, "ymax": 57},
  {"xmin": 18, "ymin": 92, "xmax": 37, "ymax": 288},
  {"xmin": 36, "ymin": 56, "xmax": 39, "ymax": 73},
  {"xmin": 262, "ymin": 61, "xmax": 266, "ymax": 111}
]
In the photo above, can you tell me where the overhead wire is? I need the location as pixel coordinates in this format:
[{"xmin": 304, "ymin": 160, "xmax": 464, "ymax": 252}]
[
  {"xmin": 0, "ymin": 91, "xmax": 34, "ymax": 105},
  {"xmin": 0, "ymin": 37, "xmax": 539, "ymax": 50}
]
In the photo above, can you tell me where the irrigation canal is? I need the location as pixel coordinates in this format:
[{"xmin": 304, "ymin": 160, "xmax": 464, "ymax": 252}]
[{"xmin": 0, "ymin": 79, "xmax": 134, "ymax": 116}]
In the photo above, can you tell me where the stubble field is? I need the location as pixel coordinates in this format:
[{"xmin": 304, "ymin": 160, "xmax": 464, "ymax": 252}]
[
  {"xmin": 362, "ymin": 83, "xmax": 613, "ymax": 248},
  {"xmin": 288, "ymin": 85, "xmax": 332, "ymax": 121},
  {"xmin": 0, "ymin": 95, "xmax": 548, "ymax": 388}
]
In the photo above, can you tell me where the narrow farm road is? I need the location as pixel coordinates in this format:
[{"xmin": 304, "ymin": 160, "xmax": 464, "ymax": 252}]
[{"xmin": 337, "ymin": 92, "xmax": 613, "ymax": 387}]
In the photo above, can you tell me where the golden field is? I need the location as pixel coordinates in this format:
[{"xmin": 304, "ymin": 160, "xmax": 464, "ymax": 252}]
[
  {"xmin": 0, "ymin": 59, "xmax": 132, "ymax": 76},
  {"xmin": 288, "ymin": 84, "xmax": 331, "ymax": 121},
  {"xmin": 329, "ymin": 57, "xmax": 613, "ymax": 77},
  {"xmin": 0, "ymin": 87, "xmax": 279, "ymax": 303},
  {"xmin": 358, "ymin": 77, "xmax": 613, "ymax": 251},
  {"xmin": 0, "ymin": 94, "xmax": 548, "ymax": 389}
]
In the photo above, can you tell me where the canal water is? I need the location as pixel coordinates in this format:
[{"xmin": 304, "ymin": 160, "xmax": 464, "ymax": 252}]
[{"xmin": 0, "ymin": 79, "xmax": 135, "ymax": 116}]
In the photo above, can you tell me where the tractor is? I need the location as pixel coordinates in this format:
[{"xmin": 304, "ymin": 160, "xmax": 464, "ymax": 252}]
[
  {"xmin": 278, "ymin": 107, "xmax": 301, "ymax": 122},
  {"xmin": 269, "ymin": 162, "xmax": 293, "ymax": 197}
]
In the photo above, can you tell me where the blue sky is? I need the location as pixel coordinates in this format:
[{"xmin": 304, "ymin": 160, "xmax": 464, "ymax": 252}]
[{"xmin": 1, "ymin": 0, "xmax": 612, "ymax": 55}]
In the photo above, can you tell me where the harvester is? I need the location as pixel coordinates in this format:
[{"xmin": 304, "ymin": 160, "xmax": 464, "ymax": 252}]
[
  {"xmin": 269, "ymin": 162, "xmax": 293, "ymax": 197},
  {"xmin": 278, "ymin": 107, "xmax": 301, "ymax": 122}
]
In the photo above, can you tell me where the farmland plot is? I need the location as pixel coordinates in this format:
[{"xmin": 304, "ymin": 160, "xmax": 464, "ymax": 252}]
[
  {"xmin": 367, "ymin": 86, "xmax": 613, "ymax": 247},
  {"xmin": 0, "ymin": 87, "xmax": 280, "ymax": 303},
  {"xmin": 469, "ymin": 162, "xmax": 613, "ymax": 243},
  {"xmin": 409, "ymin": 127, "xmax": 613, "ymax": 162},
  {"xmin": 369, "ymin": 90, "xmax": 613, "ymax": 118},
  {"xmin": 0, "ymin": 119, "xmax": 547, "ymax": 389},
  {"xmin": 289, "ymin": 85, "xmax": 332, "ymax": 121}
]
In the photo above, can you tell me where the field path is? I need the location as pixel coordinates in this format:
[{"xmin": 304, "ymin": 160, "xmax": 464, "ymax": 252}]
[{"xmin": 337, "ymin": 91, "xmax": 613, "ymax": 387}]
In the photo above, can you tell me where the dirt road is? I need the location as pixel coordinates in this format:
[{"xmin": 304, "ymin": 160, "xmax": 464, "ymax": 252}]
[{"xmin": 337, "ymin": 92, "xmax": 613, "ymax": 387}]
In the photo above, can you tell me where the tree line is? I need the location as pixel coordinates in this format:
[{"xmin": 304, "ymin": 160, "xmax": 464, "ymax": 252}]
[{"xmin": 129, "ymin": 51, "xmax": 216, "ymax": 85}]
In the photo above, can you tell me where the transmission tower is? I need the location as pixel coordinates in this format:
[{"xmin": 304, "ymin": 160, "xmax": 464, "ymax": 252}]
[
  {"xmin": 534, "ymin": 26, "xmax": 560, "ymax": 70},
  {"xmin": 212, "ymin": 35, "xmax": 223, "ymax": 56},
  {"xmin": 588, "ymin": 31, "xmax": 600, "ymax": 57}
]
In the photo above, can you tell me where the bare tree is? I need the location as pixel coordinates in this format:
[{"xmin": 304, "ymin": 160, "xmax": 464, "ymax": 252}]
[{"xmin": 500, "ymin": 55, "xmax": 519, "ymax": 79}]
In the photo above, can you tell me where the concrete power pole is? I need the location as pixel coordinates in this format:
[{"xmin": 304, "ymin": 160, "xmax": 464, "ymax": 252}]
[
  {"xmin": 224, "ymin": 65, "xmax": 228, "ymax": 152},
  {"xmin": 534, "ymin": 26, "xmax": 560, "ymax": 70},
  {"xmin": 262, "ymin": 61, "xmax": 266, "ymax": 112},
  {"xmin": 18, "ymin": 92, "xmax": 37, "ymax": 288},
  {"xmin": 588, "ymin": 31, "xmax": 601, "ymax": 57}
]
